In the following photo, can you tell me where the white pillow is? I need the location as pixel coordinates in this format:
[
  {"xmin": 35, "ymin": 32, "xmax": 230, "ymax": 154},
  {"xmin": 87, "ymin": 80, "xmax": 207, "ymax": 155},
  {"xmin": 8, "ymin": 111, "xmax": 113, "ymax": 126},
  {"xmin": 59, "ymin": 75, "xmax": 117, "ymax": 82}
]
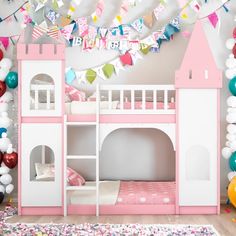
[{"xmin": 35, "ymin": 163, "xmax": 55, "ymax": 181}]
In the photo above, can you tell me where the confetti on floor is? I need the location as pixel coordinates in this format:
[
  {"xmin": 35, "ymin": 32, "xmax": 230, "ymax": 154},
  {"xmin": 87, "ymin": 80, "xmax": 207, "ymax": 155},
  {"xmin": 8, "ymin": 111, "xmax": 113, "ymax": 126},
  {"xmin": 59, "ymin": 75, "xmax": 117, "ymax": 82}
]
[
  {"xmin": 0, "ymin": 206, "xmax": 219, "ymax": 236},
  {"xmin": 224, "ymin": 208, "xmax": 231, "ymax": 213}
]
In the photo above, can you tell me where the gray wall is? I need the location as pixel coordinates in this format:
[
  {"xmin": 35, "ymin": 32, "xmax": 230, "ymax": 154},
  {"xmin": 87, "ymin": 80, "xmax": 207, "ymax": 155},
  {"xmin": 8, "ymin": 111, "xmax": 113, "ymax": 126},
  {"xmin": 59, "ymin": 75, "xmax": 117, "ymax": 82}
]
[{"xmin": 1, "ymin": 0, "xmax": 236, "ymax": 199}]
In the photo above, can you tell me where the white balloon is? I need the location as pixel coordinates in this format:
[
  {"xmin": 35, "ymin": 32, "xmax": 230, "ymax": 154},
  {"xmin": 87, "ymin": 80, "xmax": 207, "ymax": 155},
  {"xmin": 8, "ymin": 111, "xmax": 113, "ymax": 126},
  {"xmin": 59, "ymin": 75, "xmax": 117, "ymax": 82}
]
[
  {"xmin": 0, "ymin": 112, "xmax": 12, "ymax": 129},
  {"xmin": 230, "ymin": 141, "xmax": 236, "ymax": 150},
  {"xmin": 0, "ymin": 103, "xmax": 8, "ymax": 113},
  {"xmin": 225, "ymin": 68, "xmax": 236, "ymax": 79},
  {"xmin": 226, "ymin": 113, "xmax": 236, "ymax": 123},
  {"xmin": 0, "ymin": 166, "xmax": 10, "ymax": 175},
  {"xmin": 228, "ymin": 172, "xmax": 236, "ymax": 181},
  {"xmin": 0, "ymin": 68, "xmax": 9, "ymax": 81},
  {"xmin": 5, "ymin": 184, "xmax": 14, "ymax": 194},
  {"xmin": 226, "ymin": 55, "xmax": 236, "ymax": 68},
  {"xmin": 0, "ymin": 58, "xmax": 12, "ymax": 70},
  {"xmin": 0, "ymin": 133, "xmax": 11, "ymax": 152},
  {"xmin": 222, "ymin": 147, "xmax": 232, "ymax": 159},
  {"xmin": 226, "ymin": 38, "xmax": 235, "ymax": 50},
  {"xmin": 226, "ymin": 141, "xmax": 231, "ymax": 147},
  {"xmin": 227, "ymin": 96, "xmax": 236, "ymax": 107},
  {"xmin": 228, "ymin": 108, "xmax": 236, "ymax": 114},
  {"xmin": 0, "ymin": 174, "xmax": 12, "ymax": 185},
  {"xmin": 227, "ymin": 124, "xmax": 236, "ymax": 134},
  {"xmin": 227, "ymin": 133, "xmax": 236, "ymax": 141},
  {"xmin": 0, "ymin": 184, "xmax": 5, "ymax": 193}
]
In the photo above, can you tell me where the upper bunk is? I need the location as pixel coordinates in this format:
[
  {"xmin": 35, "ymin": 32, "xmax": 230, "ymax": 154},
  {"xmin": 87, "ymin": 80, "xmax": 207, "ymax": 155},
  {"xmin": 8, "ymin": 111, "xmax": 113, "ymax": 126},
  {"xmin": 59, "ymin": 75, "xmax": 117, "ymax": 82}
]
[{"xmin": 29, "ymin": 83, "xmax": 176, "ymax": 124}]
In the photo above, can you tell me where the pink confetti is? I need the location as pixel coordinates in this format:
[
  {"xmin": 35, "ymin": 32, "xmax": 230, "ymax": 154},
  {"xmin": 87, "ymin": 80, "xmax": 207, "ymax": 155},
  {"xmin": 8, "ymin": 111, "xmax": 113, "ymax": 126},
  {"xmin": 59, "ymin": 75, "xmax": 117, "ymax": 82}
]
[{"xmin": 224, "ymin": 208, "xmax": 231, "ymax": 213}]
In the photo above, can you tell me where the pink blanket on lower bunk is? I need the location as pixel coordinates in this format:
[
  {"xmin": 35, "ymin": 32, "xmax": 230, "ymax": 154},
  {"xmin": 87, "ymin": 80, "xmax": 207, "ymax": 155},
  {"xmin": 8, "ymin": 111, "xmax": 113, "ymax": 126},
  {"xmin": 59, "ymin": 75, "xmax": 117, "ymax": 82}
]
[{"xmin": 117, "ymin": 181, "xmax": 175, "ymax": 205}]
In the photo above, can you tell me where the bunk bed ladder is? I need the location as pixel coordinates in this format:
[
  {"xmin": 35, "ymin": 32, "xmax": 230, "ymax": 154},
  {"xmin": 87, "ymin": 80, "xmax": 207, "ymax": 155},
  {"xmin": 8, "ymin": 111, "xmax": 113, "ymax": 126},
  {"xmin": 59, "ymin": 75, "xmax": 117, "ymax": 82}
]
[{"xmin": 63, "ymin": 85, "xmax": 100, "ymax": 217}]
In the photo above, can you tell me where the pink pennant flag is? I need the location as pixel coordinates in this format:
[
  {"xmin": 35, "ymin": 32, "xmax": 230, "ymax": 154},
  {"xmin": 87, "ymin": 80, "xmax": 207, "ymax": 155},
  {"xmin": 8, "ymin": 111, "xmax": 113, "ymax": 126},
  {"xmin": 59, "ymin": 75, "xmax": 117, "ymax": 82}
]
[
  {"xmin": 32, "ymin": 25, "xmax": 47, "ymax": 41},
  {"xmin": 48, "ymin": 26, "xmax": 59, "ymax": 40},
  {"xmin": 77, "ymin": 17, "xmax": 88, "ymax": 37},
  {"xmin": 61, "ymin": 24, "xmax": 74, "ymax": 41},
  {"xmin": 0, "ymin": 37, "xmax": 9, "ymax": 50},
  {"xmin": 208, "ymin": 12, "xmax": 219, "ymax": 28}
]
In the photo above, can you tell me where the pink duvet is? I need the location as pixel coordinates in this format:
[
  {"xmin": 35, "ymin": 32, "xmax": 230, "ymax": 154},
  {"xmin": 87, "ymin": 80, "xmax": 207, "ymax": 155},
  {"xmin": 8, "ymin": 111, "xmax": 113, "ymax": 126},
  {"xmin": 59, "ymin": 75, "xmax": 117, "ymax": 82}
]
[{"xmin": 117, "ymin": 181, "xmax": 175, "ymax": 205}]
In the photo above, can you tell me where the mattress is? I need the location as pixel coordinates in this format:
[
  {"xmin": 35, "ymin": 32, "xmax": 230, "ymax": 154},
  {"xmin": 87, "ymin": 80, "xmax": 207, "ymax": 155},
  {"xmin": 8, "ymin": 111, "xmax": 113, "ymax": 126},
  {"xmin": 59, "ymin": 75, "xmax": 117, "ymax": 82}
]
[
  {"xmin": 69, "ymin": 181, "xmax": 175, "ymax": 205},
  {"xmin": 69, "ymin": 181, "xmax": 120, "ymax": 205}
]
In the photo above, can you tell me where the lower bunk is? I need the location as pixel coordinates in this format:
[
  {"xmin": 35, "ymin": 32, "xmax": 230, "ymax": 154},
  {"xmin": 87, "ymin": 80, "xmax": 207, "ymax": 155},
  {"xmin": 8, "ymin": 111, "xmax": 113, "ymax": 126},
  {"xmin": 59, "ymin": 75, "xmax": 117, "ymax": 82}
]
[{"xmin": 67, "ymin": 181, "xmax": 176, "ymax": 215}]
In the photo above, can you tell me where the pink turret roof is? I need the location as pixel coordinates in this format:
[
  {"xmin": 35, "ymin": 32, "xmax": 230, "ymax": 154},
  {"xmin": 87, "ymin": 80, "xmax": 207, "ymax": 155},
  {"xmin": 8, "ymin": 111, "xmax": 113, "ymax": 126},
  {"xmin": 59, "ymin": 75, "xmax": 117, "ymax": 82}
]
[{"xmin": 175, "ymin": 21, "xmax": 222, "ymax": 88}]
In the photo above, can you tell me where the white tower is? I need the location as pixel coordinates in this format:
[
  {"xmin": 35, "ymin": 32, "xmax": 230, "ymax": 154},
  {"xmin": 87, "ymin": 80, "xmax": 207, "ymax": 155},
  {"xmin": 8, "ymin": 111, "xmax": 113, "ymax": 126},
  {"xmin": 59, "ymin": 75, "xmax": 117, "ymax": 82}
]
[
  {"xmin": 17, "ymin": 44, "xmax": 65, "ymax": 215},
  {"xmin": 175, "ymin": 21, "xmax": 222, "ymax": 214}
]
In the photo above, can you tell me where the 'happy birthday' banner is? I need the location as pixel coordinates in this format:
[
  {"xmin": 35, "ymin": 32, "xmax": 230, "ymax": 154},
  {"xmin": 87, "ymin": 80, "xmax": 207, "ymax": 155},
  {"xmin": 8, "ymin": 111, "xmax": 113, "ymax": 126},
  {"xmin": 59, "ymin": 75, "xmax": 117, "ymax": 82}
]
[{"xmin": 65, "ymin": 17, "xmax": 180, "ymax": 84}]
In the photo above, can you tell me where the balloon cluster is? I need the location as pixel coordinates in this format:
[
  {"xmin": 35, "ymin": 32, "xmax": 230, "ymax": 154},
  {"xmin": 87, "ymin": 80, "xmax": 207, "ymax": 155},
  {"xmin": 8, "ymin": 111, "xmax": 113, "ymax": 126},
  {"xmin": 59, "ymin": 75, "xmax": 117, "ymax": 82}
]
[
  {"xmin": 0, "ymin": 48, "xmax": 18, "ymax": 204},
  {"xmin": 222, "ymin": 26, "xmax": 236, "ymax": 208}
]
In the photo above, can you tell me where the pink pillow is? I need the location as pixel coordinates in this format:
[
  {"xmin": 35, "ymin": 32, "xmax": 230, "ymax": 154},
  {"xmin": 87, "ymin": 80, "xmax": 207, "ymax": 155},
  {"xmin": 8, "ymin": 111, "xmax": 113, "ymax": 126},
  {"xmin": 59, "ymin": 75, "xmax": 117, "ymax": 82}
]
[
  {"xmin": 67, "ymin": 167, "xmax": 85, "ymax": 186},
  {"xmin": 65, "ymin": 84, "xmax": 86, "ymax": 102}
]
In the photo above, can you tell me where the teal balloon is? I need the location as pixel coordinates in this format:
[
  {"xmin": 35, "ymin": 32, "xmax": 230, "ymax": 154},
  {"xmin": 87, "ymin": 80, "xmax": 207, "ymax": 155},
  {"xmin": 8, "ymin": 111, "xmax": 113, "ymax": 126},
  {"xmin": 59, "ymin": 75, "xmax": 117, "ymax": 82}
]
[
  {"xmin": 0, "ymin": 128, "xmax": 6, "ymax": 138},
  {"xmin": 5, "ymin": 71, "xmax": 18, "ymax": 89},
  {"xmin": 229, "ymin": 76, "xmax": 236, "ymax": 96},
  {"xmin": 229, "ymin": 152, "xmax": 236, "ymax": 171}
]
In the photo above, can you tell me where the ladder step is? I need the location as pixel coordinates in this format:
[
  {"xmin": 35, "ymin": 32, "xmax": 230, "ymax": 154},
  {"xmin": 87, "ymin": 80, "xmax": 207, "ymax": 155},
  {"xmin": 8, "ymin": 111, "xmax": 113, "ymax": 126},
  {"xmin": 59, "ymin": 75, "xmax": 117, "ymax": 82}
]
[
  {"xmin": 66, "ymin": 185, "xmax": 96, "ymax": 191},
  {"xmin": 67, "ymin": 155, "xmax": 97, "ymax": 160},
  {"xmin": 66, "ymin": 122, "xmax": 96, "ymax": 126}
]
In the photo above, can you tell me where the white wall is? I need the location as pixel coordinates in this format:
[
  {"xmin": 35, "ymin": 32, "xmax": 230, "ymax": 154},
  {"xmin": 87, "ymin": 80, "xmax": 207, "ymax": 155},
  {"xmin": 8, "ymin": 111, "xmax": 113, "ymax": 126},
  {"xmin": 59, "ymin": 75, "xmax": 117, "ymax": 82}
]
[{"xmin": 1, "ymin": 0, "xmax": 236, "ymax": 199}]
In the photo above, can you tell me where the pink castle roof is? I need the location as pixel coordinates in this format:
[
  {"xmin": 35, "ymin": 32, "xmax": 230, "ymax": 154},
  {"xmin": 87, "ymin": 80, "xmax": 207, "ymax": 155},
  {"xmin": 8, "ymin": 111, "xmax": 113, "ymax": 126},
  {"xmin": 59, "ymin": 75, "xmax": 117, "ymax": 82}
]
[
  {"xmin": 175, "ymin": 21, "xmax": 222, "ymax": 88},
  {"xmin": 17, "ymin": 44, "xmax": 65, "ymax": 60}
]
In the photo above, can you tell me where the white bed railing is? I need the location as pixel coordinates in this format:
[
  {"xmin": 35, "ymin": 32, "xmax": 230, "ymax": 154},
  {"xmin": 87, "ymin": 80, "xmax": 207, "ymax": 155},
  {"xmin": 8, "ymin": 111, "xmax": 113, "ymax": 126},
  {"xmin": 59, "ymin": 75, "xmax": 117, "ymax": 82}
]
[
  {"xmin": 97, "ymin": 85, "xmax": 175, "ymax": 115},
  {"xmin": 31, "ymin": 84, "xmax": 55, "ymax": 110}
]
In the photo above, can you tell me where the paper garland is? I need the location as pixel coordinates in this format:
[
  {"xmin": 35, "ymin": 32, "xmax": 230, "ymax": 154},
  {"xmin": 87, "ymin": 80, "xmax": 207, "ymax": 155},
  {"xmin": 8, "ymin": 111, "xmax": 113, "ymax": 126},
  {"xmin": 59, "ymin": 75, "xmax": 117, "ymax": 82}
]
[{"xmin": 65, "ymin": 17, "xmax": 180, "ymax": 84}]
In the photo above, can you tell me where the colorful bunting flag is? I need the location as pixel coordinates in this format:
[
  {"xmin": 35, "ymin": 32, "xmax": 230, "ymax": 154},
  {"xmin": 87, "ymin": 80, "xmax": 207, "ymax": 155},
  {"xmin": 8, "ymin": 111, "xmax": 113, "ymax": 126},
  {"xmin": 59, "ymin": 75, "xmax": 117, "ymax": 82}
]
[
  {"xmin": 61, "ymin": 23, "xmax": 75, "ymax": 41},
  {"xmin": 189, "ymin": 0, "xmax": 201, "ymax": 12},
  {"xmin": 0, "ymin": 37, "xmax": 9, "ymax": 50},
  {"xmin": 78, "ymin": 17, "xmax": 89, "ymax": 37},
  {"xmin": 131, "ymin": 18, "xmax": 144, "ymax": 32},
  {"xmin": 153, "ymin": 3, "xmax": 165, "ymax": 20},
  {"xmin": 48, "ymin": 26, "xmax": 59, "ymax": 40},
  {"xmin": 46, "ymin": 9, "xmax": 59, "ymax": 24},
  {"xmin": 32, "ymin": 25, "xmax": 47, "ymax": 40},
  {"xmin": 208, "ymin": 12, "xmax": 219, "ymax": 28},
  {"xmin": 143, "ymin": 12, "xmax": 154, "ymax": 28}
]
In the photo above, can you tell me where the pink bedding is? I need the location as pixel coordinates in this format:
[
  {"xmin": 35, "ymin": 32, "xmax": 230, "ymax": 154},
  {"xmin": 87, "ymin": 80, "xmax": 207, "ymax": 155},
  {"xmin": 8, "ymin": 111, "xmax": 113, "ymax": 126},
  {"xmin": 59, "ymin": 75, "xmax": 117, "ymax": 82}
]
[
  {"xmin": 118, "ymin": 102, "xmax": 175, "ymax": 110},
  {"xmin": 117, "ymin": 181, "xmax": 175, "ymax": 205}
]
